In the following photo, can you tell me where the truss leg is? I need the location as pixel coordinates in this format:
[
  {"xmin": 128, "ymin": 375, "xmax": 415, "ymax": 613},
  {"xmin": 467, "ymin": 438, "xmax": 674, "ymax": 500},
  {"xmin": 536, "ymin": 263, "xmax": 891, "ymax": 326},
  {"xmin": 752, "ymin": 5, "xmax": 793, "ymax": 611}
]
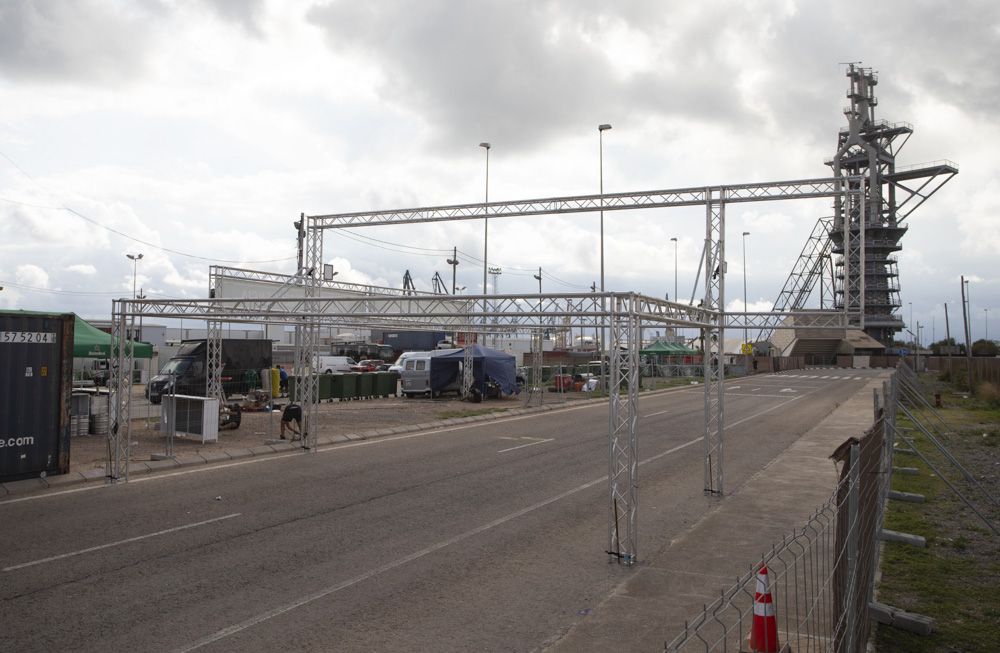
[
  {"xmin": 206, "ymin": 320, "xmax": 224, "ymax": 402},
  {"xmin": 296, "ymin": 222, "xmax": 323, "ymax": 450},
  {"xmin": 703, "ymin": 193, "xmax": 725, "ymax": 495},
  {"xmin": 107, "ymin": 300, "xmax": 134, "ymax": 484},
  {"xmin": 525, "ymin": 330, "xmax": 544, "ymax": 407},
  {"xmin": 462, "ymin": 332, "xmax": 475, "ymax": 398},
  {"xmin": 607, "ymin": 295, "xmax": 639, "ymax": 564}
]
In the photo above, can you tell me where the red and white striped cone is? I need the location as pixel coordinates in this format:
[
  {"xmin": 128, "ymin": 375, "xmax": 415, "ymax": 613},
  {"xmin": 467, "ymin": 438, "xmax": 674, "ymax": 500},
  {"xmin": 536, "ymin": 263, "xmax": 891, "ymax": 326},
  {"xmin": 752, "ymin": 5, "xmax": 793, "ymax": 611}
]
[{"xmin": 748, "ymin": 564, "xmax": 780, "ymax": 653}]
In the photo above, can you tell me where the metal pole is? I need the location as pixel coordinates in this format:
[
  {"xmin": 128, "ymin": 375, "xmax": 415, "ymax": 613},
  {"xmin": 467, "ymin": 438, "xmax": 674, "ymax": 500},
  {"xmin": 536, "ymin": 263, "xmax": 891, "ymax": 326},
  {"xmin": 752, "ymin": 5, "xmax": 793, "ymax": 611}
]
[
  {"xmin": 961, "ymin": 276, "xmax": 973, "ymax": 390},
  {"xmin": 742, "ymin": 231, "xmax": 750, "ymax": 346},
  {"xmin": 598, "ymin": 124, "xmax": 611, "ymax": 393},
  {"xmin": 480, "ymin": 142, "xmax": 490, "ymax": 307},
  {"xmin": 670, "ymin": 237, "xmax": 678, "ymax": 303},
  {"xmin": 944, "ymin": 302, "xmax": 951, "ymax": 348},
  {"xmin": 447, "ymin": 246, "xmax": 459, "ymax": 295}
]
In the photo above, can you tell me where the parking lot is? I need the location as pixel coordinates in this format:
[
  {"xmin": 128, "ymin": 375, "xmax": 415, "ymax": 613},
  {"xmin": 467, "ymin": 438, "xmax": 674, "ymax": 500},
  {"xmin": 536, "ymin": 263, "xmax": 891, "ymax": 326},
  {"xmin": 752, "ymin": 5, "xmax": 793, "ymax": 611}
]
[{"xmin": 65, "ymin": 386, "xmax": 581, "ymax": 475}]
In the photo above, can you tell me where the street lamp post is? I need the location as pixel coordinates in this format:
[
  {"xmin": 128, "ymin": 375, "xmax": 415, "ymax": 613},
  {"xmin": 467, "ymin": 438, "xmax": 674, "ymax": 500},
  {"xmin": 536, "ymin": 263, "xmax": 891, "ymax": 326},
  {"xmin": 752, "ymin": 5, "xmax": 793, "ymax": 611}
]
[
  {"xmin": 908, "ymin": 301, "xmax": 913, "ymax": 343},
  {"xmin": 598, "ymin": 124, "xmax": 611, "ymax": 390},
  {"xmin": 126, "ymin": 253, "xmax": 143, "ymax": 299},
  {"xmin": 598, "ymin": 124, "xmax": 612, "ymax": 294},
  {"xmin": 986, "ymin": 308, "xmax": 989, "ymax": 341},
  {"xmin": 742, "ymin": 231, "xmax": 750, "ymax": 347},
  {"xmin": 479, "ymin": 142, "xmax": 491, "ymax": 302},
  {"xmin": 670, "ymin": 237, "xmax": 678, "ymax": 303}
]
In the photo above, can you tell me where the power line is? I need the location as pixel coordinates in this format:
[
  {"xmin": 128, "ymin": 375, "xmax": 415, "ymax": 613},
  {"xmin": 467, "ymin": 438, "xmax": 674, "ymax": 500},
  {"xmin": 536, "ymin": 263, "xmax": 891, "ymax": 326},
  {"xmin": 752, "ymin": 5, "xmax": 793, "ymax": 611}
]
[
  {"xmin": 0, "ymin": 150, "xmax": 295, "ymax": 264},
  {"xmin": 0, "ymin": 279, "xmax": 163, "ymax": 296}
]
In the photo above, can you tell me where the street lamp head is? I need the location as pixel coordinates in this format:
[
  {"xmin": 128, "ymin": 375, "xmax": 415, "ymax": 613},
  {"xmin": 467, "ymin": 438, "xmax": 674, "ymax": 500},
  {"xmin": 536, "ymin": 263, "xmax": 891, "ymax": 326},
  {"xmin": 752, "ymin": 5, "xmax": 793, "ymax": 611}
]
[
  {"xmin": 126, "ymin": 253, "xmax": 143, "ymax": 261},
  {"xmin": 742, "ymin": 231, "xmax": 750, "ymax": 237},
  {"xmin": 598, "ymin": 123, "xmax": 612, "ymax": 131},
  {"xmin": 479, "ymin": 142, "xmax": 491, "ymax": 150},
  {"xmin": 670, "ymin": 237, "xmax": 677, "ymax": 243}
]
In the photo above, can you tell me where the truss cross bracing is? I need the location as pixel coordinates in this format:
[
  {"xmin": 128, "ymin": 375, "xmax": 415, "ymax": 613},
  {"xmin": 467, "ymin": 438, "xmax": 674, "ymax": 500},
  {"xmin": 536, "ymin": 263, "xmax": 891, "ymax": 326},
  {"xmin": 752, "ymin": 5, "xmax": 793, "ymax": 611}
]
[{"xmin": 109, "ymin": 176, "xmax": 862, "ymax": 565}]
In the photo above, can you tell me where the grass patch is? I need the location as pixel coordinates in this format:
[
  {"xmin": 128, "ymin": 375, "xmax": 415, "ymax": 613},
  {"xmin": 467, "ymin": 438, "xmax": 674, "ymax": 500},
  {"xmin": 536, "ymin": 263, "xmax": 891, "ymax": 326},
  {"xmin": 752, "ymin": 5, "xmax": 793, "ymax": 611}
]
[{"xmin": 875, "ymin": 372, "xmax": 1000, "ymax": 652}]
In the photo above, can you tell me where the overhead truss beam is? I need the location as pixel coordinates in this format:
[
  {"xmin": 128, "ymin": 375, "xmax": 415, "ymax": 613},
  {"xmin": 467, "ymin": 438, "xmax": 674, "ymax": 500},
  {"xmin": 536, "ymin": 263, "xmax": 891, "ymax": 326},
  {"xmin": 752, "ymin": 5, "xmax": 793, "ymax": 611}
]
[{"xmin": 308, "ymin": 176, "xmax": 861, "ymax": 229}]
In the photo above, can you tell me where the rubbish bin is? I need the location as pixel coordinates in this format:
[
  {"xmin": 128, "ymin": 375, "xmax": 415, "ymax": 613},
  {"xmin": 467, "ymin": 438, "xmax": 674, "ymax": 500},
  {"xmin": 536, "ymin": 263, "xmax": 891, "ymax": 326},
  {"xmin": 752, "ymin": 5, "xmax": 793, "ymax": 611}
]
[
  {"xmin": 330, "ymin": 373, "xmax": 346, "ymax": 400},
  {"xmin": 356, "ymin": 372, "xmax": 374, "ymax": 399},
  {"xmin": 318, "ymin": 374, "xmax": 333, "ymax": 401},
  {"xmin": 375, "ymin": 372, "xmax": 397, "ymax": 398},
  {"xmin": 341, "ymin": 373, "xmax": 358, "ymax": 400}
]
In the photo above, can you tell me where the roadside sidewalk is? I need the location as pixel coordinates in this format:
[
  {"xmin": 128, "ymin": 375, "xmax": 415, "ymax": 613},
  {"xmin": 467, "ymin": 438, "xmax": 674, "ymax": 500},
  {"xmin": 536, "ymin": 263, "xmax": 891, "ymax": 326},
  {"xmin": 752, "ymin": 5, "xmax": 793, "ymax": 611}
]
[{"xmin": 549, "ymin": 372, "xmax": 888, "ymax": 651}]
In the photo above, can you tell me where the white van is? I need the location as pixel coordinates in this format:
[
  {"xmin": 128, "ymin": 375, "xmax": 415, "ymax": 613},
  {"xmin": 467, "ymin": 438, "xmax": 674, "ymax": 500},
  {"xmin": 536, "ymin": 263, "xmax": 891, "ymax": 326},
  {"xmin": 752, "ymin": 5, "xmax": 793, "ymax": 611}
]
[
  {"xmin": 388, "ymin": 351, "xmax": 418, "ymax": 374},
  {"xmin": 314, "ymin": 355, "xmax": 356, "ymax": 374},
  {"xmin": 399, "ymin": 349, "xmax": 462, "ymax": 397}
]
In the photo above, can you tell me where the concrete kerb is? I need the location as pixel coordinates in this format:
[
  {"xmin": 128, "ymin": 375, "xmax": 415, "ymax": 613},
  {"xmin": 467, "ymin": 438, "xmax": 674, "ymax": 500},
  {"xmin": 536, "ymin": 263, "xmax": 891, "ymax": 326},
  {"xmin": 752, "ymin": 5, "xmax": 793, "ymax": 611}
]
[{"xmin": 0, "ymin": 379, "xmax": 695, "ymax": 497}]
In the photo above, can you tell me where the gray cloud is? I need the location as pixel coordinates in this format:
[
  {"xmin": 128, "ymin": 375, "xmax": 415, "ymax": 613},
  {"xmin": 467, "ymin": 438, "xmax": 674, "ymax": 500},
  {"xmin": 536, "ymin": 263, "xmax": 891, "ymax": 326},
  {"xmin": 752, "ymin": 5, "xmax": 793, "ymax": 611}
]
[
  {"xmin": 307, "ymin": 0, "xmax": 1000, "ymax": 157},
  {"xmin": 198, "ymin": 0, "xmax": 266, "ymax": 36},
  {"xmin": 307, "ymin": 0, "xmax": 756, "ymax": 152},
  {"xmin": 0, "ymin": 0, "xmax": 164, "ymax": 84}
]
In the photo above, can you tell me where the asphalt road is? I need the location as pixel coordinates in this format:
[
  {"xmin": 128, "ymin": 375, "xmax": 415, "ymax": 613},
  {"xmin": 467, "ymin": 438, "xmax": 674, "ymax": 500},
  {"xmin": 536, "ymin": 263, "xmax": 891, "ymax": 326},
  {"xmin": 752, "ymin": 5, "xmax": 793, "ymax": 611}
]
[{"xmin": 0, "ymin": 370, "xmax": 882, "ymax": 652}]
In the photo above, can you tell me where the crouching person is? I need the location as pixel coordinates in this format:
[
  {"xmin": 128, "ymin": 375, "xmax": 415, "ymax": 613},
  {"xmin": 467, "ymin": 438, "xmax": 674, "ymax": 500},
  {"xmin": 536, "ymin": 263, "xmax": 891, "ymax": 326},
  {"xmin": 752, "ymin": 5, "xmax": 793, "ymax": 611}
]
[{"xmin": 280, "ymin": 403, "xmax": 302, "ymax": 440}]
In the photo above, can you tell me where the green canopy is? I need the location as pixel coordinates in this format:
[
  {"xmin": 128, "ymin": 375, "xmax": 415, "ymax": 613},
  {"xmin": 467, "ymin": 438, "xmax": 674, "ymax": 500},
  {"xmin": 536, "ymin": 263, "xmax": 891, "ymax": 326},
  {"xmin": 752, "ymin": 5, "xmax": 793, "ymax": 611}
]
[
  {"xmin": 73, "ymin": 315, "xmax": 153, "ymax": 359},
  {"xmin": 640, "ymin": 340, "xmax": 698, "ymax": 356}
]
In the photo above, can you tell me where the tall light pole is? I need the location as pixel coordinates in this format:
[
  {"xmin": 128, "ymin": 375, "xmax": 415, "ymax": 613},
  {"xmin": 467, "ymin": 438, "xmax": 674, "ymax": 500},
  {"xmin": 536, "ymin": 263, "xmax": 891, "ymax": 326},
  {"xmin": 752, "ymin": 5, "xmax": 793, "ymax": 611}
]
[
  {"xmin": 670, "ymin": 237, "xmax": 678, "ymax": 303},
  {"xmin": 479, "ymin": 142, "xmax": 491, "ymax": 301},
  {"xmin": 908, "ymin": 301, "xmax": 913, "ymax": 342},
  {"xmin": 986, "ymin": 308, "xmax": 989, "ymax": 341},
  {"xmin": 598, "ymin": 124, "xmax": 612, "ymax": 294},
  {"xmin": 742, "ymin": 231, "xmax": 750, "ymax": 347},
  {"xmin": 126, "ymin": 253, "xmax": 143, "ymax": 299},
  {"xmin": 598, "ymin": 124, "xmax": 611, "ymax": 389}
]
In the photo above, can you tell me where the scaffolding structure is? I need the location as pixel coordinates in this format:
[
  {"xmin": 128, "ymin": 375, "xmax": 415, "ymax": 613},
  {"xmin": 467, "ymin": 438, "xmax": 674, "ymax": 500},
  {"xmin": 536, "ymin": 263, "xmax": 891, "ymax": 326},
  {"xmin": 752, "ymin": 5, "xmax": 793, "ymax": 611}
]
[{"xmin": 108, "ymin": 175, "xmax": 863, "ymax": 565}]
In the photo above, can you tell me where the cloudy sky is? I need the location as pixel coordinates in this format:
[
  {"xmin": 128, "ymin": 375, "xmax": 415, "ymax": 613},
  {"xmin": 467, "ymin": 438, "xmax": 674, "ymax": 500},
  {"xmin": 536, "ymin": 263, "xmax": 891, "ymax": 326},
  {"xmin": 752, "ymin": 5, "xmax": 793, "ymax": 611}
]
[{"xmin": 1, "ymin": 0, "xmax": 996, "ymax": 343}]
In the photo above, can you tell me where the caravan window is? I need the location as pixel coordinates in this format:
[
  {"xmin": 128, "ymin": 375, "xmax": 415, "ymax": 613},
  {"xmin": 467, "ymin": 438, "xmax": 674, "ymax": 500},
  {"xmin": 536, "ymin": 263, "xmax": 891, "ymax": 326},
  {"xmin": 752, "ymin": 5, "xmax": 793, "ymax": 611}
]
[
  {"xmin": 416, "ymin": 360, "xmax": 426, "ymax": 371},
  {"xmin": 405, "ymin": 360, "xmax": 416, "ymax": 371}
]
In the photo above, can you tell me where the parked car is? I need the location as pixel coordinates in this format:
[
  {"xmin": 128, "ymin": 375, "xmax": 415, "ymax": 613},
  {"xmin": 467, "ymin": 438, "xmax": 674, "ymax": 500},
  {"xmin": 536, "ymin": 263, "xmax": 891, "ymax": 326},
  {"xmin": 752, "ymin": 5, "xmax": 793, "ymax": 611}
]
[{"xmin": 351, "ymin": 359, "xmax": 382, "ymax": 372}]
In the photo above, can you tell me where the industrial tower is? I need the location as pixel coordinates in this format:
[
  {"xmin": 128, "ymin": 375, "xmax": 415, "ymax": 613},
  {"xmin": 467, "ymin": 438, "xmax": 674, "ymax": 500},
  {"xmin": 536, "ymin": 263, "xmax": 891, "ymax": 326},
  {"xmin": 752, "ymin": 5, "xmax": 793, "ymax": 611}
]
[
  {"xmin": 828, "ymin": 64, "xmax": 957, "ymax": 346},
  {"xmin": 758, "ymin": 65, "xmax": 957, "ymax": 349}
]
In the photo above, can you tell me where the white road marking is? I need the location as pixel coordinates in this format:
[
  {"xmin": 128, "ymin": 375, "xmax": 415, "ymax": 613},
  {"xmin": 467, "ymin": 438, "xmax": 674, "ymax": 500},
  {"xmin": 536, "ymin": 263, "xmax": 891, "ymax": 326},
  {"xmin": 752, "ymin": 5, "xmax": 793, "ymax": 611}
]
[
  {"xmin": 820, "ymin": 376, "xmax": 830, "ymax": 379},
  {"xmin": 498, "ymin": 438, "xmax": 554, "ymax": 453},
  {"xmin": 646, "ymin": 409, "xmax": 671, "ymax": 417},
  {"xmin": 725, "ymin": 393, "xmax": 795, "ymax": 398},
  {"xmin": 3, "ymin": 513, "xmax": 241, "ymax": 572},
  {"xmin": 175, "ymin": 385, "xmax": 833, "ymax": 651},
  {"xmin": 173, "ymin": 435, "xmax": 705, "ymax": 652},
  {"xmin": 780, "ymin": 388, "xmax": 796, "ymax": 393}
]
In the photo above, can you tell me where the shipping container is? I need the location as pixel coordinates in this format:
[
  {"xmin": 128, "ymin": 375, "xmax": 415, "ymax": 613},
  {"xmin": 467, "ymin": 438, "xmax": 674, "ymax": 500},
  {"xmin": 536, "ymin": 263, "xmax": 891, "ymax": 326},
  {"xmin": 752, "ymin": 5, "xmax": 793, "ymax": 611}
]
[
  {"xmin": 0, "ymin": 311, "xmax": 74, "ymax": 480},
  {"xmin": 374, "ymin": 330, "xmax": 447, "ymax": 354}
]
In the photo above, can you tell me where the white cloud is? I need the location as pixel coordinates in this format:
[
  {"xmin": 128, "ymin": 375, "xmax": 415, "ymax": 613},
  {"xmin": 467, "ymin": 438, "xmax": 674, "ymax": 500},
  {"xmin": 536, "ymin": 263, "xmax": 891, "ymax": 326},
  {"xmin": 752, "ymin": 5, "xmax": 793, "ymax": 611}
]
[
  {"xmin": 15, "ymin": 263, "xmax": 49, "ymax": 288},
  {"xmin": 65, "ymin": 263, "xmax": 97, "ymax": 275}
]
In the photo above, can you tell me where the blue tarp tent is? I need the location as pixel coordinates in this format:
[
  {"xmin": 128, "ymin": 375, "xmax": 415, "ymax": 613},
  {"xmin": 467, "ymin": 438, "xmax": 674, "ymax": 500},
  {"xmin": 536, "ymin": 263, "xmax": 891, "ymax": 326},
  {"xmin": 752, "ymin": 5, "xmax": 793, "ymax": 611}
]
[{"xmin": 429, "ymin": 344, "xmax": 518, "ymax": 396}]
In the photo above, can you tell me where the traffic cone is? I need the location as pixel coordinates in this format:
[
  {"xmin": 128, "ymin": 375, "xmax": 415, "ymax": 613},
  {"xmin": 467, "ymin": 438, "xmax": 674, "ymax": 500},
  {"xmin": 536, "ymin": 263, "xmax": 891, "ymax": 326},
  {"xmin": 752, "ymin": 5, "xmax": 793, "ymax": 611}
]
[{"xmin": 748, "ymin": 564, "xmax": 780, "ymax": 653}]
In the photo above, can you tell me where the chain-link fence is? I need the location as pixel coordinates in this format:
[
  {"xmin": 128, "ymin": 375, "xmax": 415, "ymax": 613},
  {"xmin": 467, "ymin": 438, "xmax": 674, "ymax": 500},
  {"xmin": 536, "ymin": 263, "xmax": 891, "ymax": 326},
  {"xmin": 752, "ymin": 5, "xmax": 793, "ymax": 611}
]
[{"xmin": 665, "ymin": 375, "xmax": 898, "ymax": 653}]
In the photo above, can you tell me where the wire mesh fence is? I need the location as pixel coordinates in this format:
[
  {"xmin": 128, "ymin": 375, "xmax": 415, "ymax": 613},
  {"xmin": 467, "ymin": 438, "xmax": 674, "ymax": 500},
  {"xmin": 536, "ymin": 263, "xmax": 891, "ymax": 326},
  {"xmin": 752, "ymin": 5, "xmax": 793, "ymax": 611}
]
[{"xmin": 665, "ymin": 375, "xmax": 898, "ymax": 653}]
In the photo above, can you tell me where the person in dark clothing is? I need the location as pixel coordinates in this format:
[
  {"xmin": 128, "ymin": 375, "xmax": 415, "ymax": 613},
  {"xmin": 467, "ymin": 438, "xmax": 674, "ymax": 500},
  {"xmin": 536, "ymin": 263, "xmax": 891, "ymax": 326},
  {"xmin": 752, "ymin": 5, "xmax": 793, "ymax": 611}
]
[
  {"xmin": 278, "ymin": 365, "xmax": 289, "ymax": 396},
  {"xmin": 280, "ymin": 403, "xmax": 302, "ymax": 439}
]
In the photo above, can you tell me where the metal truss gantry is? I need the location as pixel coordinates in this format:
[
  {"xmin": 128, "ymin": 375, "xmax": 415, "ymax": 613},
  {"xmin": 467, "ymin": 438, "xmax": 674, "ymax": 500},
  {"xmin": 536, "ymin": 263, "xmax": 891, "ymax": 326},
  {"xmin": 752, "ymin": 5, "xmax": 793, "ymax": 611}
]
[{"xmin": 109, "ymin": 174, "xmax": 862, "ymax": 564}]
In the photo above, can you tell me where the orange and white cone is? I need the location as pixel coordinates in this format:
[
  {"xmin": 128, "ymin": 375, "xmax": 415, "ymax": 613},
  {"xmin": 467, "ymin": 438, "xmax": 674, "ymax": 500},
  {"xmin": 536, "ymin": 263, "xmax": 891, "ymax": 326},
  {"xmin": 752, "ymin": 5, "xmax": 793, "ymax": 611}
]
[{"xmin": 748, "ymin": 564, "xmax": 780, "ymax": 653}]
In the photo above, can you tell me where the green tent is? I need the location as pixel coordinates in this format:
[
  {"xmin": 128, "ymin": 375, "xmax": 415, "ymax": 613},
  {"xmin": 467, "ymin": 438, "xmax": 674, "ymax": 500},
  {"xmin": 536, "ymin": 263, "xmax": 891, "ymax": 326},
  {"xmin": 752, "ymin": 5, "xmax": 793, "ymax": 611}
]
[
  {"xmin": 73, "ymin": 315, "xmax": 153, "ymax": 359},
  {"xmin": 640, "ymin": 340, "xmax": 698, "ymax": 356}
]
